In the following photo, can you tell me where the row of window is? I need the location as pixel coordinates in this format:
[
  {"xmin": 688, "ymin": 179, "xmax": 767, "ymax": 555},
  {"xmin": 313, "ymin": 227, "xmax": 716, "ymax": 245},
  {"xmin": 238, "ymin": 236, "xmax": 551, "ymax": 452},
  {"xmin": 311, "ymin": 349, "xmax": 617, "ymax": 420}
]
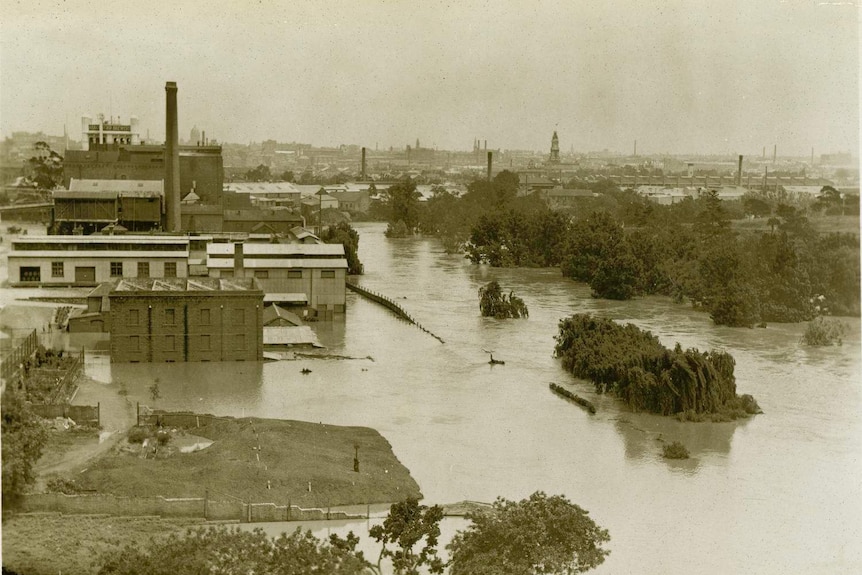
[
  {"xmin": 244, "ymin": 270, "xmax": 335, "ymax": 279},
  {"xmin": 47, "ymin": 261, "xmax": 177, "ymax": 278},
  {"xmin": 126, "ymin": 307, "xmax": 245, "ymax": 326},
  {"xmin": 13, "ymin": 243, "xmax": 186, "ymax": 251},
  {"xmin": 126, "ymin": 334, "xmax": 247, "ymax": 352},
  {"xmin": 28, "ymin": 262, "xmax": 333, "ymax": 282}
]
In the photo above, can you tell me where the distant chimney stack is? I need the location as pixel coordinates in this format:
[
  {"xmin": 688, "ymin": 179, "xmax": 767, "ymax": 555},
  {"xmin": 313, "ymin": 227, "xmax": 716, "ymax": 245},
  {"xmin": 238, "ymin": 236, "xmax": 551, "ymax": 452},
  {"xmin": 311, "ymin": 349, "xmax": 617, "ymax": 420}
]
[
  {"xmin": 737, "ymin": 155, "xmax": 743, "ymax": 186},
  {"xmin": 165, "ymin": 81, "xmax": 181, "ymax": 232},
  {"xmin": 773, "ymin": 144, "xmax": 777, "ymax": 165},
  {"xmin": 361, "ymin": 147, "xmax": 367, "ymax": 180},
  {"xmin": 202, "ymin": 130, "xmax": 206, "ymax": 146},
  {"xmin": 487, "ymin": 151, "xmax": 493, "ymax": 181}
]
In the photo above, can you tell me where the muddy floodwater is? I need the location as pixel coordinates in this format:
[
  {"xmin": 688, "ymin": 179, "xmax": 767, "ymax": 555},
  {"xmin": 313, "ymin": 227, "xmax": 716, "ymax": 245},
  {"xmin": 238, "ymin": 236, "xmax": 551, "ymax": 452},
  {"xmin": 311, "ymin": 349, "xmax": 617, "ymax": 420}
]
[{"xmin": 22, "ymin": 222, "xmax": 860, "ymax": 574}]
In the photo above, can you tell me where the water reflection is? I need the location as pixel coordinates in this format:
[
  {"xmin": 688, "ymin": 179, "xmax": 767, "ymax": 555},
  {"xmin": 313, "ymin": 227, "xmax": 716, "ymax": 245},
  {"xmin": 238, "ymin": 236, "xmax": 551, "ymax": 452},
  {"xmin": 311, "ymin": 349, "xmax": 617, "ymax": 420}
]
[{"xmin": 107, "ymin": 361, "xmax": 264, "ymax": 414}]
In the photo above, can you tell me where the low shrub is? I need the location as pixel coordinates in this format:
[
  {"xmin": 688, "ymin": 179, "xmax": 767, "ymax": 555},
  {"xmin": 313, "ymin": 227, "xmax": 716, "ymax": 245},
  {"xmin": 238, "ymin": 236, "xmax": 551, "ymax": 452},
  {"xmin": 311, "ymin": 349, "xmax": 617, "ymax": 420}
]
[
  {"xmin": 801, "ymin": 317, "xmax": 848, "ymax": 346},
  {"xmin": 46, "ymin": 478, "xmax": 84, "ymax": 494},
  {"xmin": 662, "ymin": 441, "xmax": 690, "ymax": 460},
  {"xmin": 127, "ymin": 426, "xmax": 151, "ymax": 444},
  {"xmin": 156, "ymin": 430, "xmax": 171, "ymax": 446}
]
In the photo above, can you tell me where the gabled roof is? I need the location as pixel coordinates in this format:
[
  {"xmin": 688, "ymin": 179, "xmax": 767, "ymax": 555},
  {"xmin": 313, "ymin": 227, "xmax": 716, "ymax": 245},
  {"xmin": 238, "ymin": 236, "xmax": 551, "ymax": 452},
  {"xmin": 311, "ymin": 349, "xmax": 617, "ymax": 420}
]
[{"xmin": 262, "ymin": 304, "xmax": 303, "ymax": 326}]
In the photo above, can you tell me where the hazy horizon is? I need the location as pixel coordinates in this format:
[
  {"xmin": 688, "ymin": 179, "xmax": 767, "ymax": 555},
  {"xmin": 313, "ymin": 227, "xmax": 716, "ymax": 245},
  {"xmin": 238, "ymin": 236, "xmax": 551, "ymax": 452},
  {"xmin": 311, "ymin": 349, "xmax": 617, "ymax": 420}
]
[{"xmin": 1, "ymin": 0, "xmax": 858, "ymax": 157}]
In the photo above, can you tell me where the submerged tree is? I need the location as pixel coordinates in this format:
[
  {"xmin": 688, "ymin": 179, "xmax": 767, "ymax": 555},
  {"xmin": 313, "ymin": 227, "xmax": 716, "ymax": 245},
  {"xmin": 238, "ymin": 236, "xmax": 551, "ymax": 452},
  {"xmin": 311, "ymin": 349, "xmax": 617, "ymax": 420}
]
[
  {"xmin": 479, "ymin": 281, "xmax": 529, "ymax": 319},
  {"xmin": 447, "ymin": 491, "xmax": 610, "ymax": 575},
  {"xmin": 554, "ymin": 314, "xmax": 761, "ymax": 418}
]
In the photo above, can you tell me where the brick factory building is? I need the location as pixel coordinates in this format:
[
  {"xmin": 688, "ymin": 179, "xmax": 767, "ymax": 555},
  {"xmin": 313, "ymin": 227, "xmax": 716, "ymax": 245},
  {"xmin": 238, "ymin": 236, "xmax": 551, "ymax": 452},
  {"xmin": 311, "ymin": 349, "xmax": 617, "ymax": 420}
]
[
  {"xmin": 64, "ymin": 143, "xmax": 224, "ymax": 206},
  {"xmin": 109, "ymin": 278, "xmax": 263, "ymax": 363}
]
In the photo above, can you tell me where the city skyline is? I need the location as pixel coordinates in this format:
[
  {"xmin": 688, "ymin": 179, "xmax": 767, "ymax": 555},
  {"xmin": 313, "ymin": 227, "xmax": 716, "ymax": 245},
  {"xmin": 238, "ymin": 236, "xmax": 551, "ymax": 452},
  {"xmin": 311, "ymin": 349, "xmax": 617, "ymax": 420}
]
[{"xmin": 1, "ymin": 0, "xmax": 858, "ymax": 157}]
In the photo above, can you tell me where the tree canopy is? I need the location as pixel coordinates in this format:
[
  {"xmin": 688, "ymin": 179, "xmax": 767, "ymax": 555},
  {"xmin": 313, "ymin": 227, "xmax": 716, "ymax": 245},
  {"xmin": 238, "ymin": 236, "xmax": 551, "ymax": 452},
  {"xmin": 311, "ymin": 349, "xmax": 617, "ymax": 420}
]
[
  {"xmin": 27, "ymin": 141, "xmax": 63, "ymax": 189},
  {"xmin": 447, "ymin": 492, "xmax": 611, "ymax": 575},
  {"xmin": 369, "ymin": 498, "xmax": 445, "ymax": 575},
  {"xmin": 98, "ymin": 526, "xmax": 371, "ymax": 575},
  {"xmin": 320, "ymin": 222, "xmax": 364, "ymax": 275},
  {"xmin": 479, "ymin": 281, "xmax": 529, "ymax": 318},
  {"xmin": 2, "ymin": 388, "xmax": 49, "ymax": 512}
]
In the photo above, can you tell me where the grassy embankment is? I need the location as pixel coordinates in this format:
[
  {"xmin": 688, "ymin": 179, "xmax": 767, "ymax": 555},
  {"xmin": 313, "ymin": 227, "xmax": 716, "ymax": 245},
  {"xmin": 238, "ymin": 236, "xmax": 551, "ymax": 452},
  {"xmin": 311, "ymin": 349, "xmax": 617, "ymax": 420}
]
[
  {"xmin": 2, "ymin": 514, "xmax": 201, "ymax": 575},
  {"xmin": 71, "ymin": 415, "xmax": 421, "ymax": 509}
]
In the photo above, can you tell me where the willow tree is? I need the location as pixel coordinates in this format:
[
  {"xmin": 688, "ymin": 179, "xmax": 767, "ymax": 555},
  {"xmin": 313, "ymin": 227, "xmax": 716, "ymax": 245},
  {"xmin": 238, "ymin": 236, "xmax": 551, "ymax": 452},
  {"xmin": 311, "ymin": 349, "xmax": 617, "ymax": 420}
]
[{"xmin": 479, "ymin": 281, "xmax": 528, "ymax": 319}]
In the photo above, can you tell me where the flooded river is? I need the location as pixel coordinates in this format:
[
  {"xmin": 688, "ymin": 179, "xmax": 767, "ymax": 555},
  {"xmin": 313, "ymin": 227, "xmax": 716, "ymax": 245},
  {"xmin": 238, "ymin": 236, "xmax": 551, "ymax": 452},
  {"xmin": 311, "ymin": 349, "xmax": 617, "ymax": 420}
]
[{"xmin": 23, "ymin": 222, "xmax": 861, "ymax": 574}]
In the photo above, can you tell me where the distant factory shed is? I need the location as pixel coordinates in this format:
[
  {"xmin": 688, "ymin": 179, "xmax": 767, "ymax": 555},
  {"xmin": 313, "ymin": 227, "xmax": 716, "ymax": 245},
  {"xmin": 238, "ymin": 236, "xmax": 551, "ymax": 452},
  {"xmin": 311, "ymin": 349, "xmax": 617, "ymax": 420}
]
[
  {"xmin": 64, "ymin": 143, "xmax": 224, "ymax": 206},
  {"xmin": 226, "ymin": 182, "xmax": 301, "ymax": 208},
  {"xmin": 109, "ymin": 277, "xmax": 264, "ymax": 363},
  {"xmin": 53, "ymin": 178, "xmax": 164, "ymax": 234}
]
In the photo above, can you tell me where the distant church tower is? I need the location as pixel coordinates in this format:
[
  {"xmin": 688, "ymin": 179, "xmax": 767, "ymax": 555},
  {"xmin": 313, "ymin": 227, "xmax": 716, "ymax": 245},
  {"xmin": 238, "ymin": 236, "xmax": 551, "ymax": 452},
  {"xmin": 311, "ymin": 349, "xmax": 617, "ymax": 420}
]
[{"xmin": 549, "ymin": 131, "xmax": 560, "ymax": 164}]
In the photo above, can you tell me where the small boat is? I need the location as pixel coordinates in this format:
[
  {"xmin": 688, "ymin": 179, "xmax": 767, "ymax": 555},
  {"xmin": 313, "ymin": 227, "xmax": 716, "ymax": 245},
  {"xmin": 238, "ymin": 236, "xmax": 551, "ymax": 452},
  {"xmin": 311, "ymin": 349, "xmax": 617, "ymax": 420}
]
[
  {"xmin": 483, "ymin": 349, "xmax": 505, "ymax": 365},
  {"xmin": 301, "ymin": 368, "xmax": 312, "ymax": 374}
]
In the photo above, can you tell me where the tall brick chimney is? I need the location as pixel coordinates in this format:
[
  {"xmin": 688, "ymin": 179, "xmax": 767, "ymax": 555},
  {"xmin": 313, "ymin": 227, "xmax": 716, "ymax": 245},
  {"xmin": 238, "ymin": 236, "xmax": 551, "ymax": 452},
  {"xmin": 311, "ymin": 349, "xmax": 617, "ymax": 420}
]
[
  {"xmin": 487, "ymin": 151, "xmax": 493, "ymax": 181},
  {"xmin": 361, "ymin": 147, "xmax": 366, "ymax": 180},
  {"xmin": 737, "ymin": 155, "xmax": 743, "ymax": 186},
  {"xmin": 234, "ymin": 242, "xmax": 244, "ymax": 277},
  {"xmin": 165, "ymin": 81, "xmax": 181, "ymax": 232}
]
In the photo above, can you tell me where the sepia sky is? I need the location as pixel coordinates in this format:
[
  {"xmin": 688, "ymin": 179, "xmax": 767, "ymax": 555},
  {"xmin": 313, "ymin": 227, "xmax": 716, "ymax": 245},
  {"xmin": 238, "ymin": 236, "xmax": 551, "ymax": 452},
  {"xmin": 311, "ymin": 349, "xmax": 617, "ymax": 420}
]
[{"xmin": 0, "ymin": 0, "xmax": 858, "ymax": 156}]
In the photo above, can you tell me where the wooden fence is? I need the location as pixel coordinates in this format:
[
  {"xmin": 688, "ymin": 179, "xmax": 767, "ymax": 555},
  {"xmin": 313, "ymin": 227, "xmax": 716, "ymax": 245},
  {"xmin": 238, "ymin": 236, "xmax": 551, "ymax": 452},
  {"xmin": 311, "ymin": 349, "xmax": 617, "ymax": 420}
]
[
  {"xmin": 346, "ymin": 281, "xmax": 445, "ymax": 343},
  {"xmin": 30, "ymin": 403, "xmax": 100, "ymax": 426},
  {"xmin": 21, "ymin": 492, "xmax": 366, "ymax": 523},
  {"xmin": 0, "ymin": 329, "xmax": 38, "ymax": 386}
]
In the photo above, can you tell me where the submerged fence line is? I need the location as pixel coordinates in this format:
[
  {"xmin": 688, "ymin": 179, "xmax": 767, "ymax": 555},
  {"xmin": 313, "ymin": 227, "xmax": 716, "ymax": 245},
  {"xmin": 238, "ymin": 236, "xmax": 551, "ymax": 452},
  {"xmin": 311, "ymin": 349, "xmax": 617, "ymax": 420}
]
[{"xmin": 346, "ymin": 281, "xmax": 445, "ymax": 343}]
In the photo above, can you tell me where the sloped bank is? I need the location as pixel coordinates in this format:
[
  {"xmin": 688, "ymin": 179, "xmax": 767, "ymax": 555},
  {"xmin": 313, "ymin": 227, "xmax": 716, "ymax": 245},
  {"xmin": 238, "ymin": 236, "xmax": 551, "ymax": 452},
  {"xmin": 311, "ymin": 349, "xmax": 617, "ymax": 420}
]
[{"xmin": 31, "ymin": 413, "xmax": 421, "ymax": 518}]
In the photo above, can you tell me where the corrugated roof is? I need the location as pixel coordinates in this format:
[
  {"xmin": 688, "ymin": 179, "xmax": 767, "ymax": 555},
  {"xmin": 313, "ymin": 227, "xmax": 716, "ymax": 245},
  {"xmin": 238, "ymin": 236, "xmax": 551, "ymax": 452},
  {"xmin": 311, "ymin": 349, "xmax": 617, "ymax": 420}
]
[
  {"xmin": 227, "ymin": 182, "xmax": 301, "ymax": 195},
  {"xmin": 263, "ymin": 293, "xmax": 308, "ymax": 303},
  {"xmin": 12, "ymin": 235, "xmax": 188, "ymax": 245},
  {"xmin": 263, "ymin": 304, "xmax": 303, "ymax": 326},
  {"xmin": 263, "ymin": 326, "xmax": 321, "ymax": 347},
  {"xmin": 112, "ymin": 278, "xmax": 260, "ymax": 292}
]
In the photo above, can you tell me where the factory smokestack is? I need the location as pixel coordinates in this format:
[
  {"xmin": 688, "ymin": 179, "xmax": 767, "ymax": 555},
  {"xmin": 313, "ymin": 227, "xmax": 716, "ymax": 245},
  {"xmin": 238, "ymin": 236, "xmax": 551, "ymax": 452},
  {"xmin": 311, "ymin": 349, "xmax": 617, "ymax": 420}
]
[
  {"xmin": 487, "ymin": 151, "xmax": 493, "ymax": 181},
  {"xmin": 165, "ymin": 81, "xmax": 181, "ymax": 232},
  {"xmin": 201, "ymin": 130, "xmax": 206, "ymax": 146},
  {"xmin": 737, "ymin": 155, "xmax": 743, "ymax": 186},
  {"xmin": 773, "ymin": 144, "xmax": 777, "ymax": 165},
  {"xmin": 361, "ymin": 147, "xmax": 366, "ymax": 180}
]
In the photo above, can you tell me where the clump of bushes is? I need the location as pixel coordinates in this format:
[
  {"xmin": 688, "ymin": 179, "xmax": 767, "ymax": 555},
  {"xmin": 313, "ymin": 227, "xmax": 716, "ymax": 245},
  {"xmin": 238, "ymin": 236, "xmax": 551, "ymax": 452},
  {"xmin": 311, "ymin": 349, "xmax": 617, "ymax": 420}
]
[
  {"xmin": 46, "ymin": 477, "xmax": 85, "ymax": 494},
  {"xmin": 554, "ymin": 314, "xmax": 760, "ymax": 419},
  {"xmin": 479, "ymin": 281, "xmax": 529, "ymax": 319},
  {"xmin": 662, "ymin": 441, "xmax": 690, "ymax": 460},
  {"xmin": 127, "ymin": 426, "xmax": 171, "ymax": 446},
  {"xmin": 801, "ymin": 316, "xmax": 848, "ymax": 346}
]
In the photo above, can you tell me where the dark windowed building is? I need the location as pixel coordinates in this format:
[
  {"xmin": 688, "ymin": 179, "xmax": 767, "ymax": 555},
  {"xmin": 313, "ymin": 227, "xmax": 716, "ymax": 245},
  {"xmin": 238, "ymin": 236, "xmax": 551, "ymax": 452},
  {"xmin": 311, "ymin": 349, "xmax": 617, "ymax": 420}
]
[{"xmin": 109, "ymin": 278, "xmax": 263, "ymax": 363}]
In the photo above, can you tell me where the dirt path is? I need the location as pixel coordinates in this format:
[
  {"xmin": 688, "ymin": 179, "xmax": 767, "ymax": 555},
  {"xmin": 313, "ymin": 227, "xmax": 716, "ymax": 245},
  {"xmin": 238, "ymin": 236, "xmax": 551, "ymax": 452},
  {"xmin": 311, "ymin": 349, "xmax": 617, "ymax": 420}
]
[{"xmin": 32, "ymin": 375, "xmax": 136, "ymax": 490}]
